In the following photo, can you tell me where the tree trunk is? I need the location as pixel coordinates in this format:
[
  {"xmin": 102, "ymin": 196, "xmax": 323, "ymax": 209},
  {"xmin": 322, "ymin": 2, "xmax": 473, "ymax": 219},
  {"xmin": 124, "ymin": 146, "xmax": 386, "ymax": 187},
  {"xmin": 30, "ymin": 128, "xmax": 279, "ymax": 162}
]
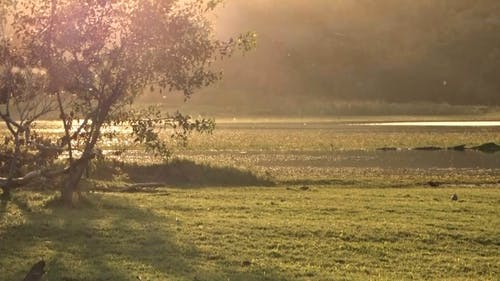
[
  {"xmin": 60, "ymin": 97, "xmax": 110, "ymax": 207},
  {"xmin": 61, "ymin": 119, "xmax": 103, "ymax": 207},
  {"xmin": 2, "ymin": 134, "xmax": 21, "ymax": 201},
  {"xmin": 1, "ymin": 186, "xmax": 11, "ymax": 200},
  {"xmin": 61, "ymin": 161, "xmax": 87, "ymax": 207}
]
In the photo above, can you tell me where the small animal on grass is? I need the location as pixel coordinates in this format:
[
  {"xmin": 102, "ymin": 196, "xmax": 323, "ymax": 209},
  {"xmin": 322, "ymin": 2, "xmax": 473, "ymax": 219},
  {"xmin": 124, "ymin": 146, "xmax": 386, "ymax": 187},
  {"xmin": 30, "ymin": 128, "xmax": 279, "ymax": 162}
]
[
  {"xmin": 450, "ymin": 194, "xmax": 458, "ymax": 201},
  {"xmin": 22, "ymin": 260, "xmax": 45, "ymax": 281}
]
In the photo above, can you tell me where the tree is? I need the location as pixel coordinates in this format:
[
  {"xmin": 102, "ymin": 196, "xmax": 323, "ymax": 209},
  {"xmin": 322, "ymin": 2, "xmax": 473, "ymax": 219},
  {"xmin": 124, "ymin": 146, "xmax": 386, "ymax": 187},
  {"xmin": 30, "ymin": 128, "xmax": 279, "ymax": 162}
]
[
  {"xmin": 2, "ymin": 0, "xmax": 255, "ymax": 205},
  {"xmin": 0, "ymin": 38, "xmax": 59, "ymax": 199}
]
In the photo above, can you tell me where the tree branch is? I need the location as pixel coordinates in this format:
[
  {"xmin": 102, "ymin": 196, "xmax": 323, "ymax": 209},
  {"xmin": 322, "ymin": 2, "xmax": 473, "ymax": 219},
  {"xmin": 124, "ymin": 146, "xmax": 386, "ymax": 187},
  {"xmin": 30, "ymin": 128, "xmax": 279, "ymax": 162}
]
[{"xmin": 0, "ymin": 166, "xmax": 68, "ymax": 187}]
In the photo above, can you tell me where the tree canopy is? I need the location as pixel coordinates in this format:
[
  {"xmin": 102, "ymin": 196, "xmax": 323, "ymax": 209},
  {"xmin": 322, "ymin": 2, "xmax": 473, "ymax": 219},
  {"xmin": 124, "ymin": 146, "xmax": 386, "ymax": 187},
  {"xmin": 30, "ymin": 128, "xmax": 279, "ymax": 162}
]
[{"xmin": 0, "ymin": 0, "xmax": 254, "ymax": 205}]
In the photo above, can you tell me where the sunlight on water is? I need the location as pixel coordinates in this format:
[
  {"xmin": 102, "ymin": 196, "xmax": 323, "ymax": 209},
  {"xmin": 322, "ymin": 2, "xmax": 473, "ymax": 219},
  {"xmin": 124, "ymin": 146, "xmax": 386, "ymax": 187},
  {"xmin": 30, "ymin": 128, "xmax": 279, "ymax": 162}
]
[
  {"xmin": 31, "ymin": 120, "xmax": 132, "ymax": 134},
  {"xmin": 364, "ymin": 121, "xmax": 500, "ymax": 127}
]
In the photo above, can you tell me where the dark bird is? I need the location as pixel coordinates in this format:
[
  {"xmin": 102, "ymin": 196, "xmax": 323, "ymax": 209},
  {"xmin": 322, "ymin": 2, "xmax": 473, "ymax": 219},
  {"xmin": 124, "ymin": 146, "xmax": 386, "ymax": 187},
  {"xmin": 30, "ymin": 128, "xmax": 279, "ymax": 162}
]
[
  {"xmin": 428, "ymin": 181, "xmax": 441, "ymax": 187},
  {"xmin": 22, "ymin": 260, "xmax": 45, "ymax": 281},
  {"xmin": 450, "ymin": 194, "xmax": 458, "ymax": 201}
]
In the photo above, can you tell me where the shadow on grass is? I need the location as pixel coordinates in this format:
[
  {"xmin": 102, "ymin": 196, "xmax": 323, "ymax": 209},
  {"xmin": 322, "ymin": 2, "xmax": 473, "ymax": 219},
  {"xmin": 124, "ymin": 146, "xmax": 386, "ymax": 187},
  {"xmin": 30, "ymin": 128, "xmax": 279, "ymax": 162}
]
[
  {"xmin": 91, "ymin": 158, "xmax": 274, "ymax": 187},
  {"xmin": 0, "ymin": 193, "xmax": 287, "ymax": 281}
]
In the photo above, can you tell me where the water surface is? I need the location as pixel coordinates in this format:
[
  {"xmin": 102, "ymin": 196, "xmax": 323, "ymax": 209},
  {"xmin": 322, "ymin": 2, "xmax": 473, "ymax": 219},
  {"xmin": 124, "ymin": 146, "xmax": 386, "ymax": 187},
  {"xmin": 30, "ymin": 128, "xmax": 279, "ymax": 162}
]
[{"xmin": 364, "ymin": 121, "xmax": 500, "ymax": 127}]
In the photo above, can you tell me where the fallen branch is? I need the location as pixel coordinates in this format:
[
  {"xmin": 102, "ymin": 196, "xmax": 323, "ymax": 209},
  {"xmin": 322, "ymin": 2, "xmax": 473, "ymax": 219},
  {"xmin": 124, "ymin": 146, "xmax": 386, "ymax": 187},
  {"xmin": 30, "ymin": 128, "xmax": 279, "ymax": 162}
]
[
  {"xmin": 92, "ymin": 182, "xmax": 167, "ymax": 193},
  {"xmin": 0, "ymin": 149, "xmax": 105, "ymax": 190},
  {"xmin": 0, "ymin": 166, "xmax": 68, "ymax": 187},
  {"xmin": 127, "ymin": 182, "xmax": 166, "ymax": 188}
]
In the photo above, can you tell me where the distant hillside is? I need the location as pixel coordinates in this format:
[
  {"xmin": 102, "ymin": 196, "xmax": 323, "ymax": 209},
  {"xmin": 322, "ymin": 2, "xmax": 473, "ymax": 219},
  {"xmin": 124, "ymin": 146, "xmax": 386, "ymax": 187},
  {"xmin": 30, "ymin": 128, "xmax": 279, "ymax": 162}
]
[{"xmin": 142, "ymin": 0, "xmax": 500, "ymax": 112}]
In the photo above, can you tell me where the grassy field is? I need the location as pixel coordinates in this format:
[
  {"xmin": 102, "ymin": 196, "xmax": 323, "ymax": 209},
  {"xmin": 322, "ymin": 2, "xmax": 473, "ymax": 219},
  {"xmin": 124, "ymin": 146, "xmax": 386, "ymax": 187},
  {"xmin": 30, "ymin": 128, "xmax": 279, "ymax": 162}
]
[
  {"xmin": 1, "ymin": 118, "xmax": 499, "ymax": 280},
  {"xmin": 1, "ymin": 186, "xmax": 499, "ymax": 281}
]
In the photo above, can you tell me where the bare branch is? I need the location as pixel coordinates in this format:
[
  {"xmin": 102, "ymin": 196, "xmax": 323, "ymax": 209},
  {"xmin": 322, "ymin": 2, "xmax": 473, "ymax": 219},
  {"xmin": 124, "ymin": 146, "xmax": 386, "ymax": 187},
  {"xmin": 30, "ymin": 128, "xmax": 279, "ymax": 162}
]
[
  {"xmin": 56, "ymin": 91, "xmax": 73, "ymax": 163},
  {"xmin": 0, "ymin": 166, "xmax": 67, "ymax": 187}
]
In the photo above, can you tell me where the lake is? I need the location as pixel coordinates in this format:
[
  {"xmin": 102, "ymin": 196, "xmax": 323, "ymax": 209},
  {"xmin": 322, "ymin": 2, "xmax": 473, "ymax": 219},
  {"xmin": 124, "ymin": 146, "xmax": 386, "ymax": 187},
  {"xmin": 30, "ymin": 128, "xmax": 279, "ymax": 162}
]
[
  {"xmin": 1, "ymin": 119, "xmax": 498, "ymax": 172},
  {"xmin": 362, "ymin": 121, "xmax": 500, "ymax": 127}
]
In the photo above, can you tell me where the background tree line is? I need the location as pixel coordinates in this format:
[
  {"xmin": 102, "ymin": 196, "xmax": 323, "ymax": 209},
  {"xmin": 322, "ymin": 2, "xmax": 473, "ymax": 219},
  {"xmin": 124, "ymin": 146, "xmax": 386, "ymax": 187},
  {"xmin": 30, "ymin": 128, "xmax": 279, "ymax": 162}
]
[{"xmin": 157, "ymin": 0, "xmax": 500, "ymax": 112}]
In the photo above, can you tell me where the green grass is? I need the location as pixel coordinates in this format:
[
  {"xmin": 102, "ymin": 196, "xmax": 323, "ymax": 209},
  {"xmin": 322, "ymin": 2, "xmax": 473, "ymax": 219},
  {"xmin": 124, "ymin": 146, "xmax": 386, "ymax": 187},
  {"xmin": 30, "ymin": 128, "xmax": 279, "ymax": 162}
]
[
  {"xmin": 1, "ymin": 186, "xmax": 499, "ymax": 281},
  {"xmin": 1, "ymin": 118, "xmax": 499, "ymax": 280}
]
